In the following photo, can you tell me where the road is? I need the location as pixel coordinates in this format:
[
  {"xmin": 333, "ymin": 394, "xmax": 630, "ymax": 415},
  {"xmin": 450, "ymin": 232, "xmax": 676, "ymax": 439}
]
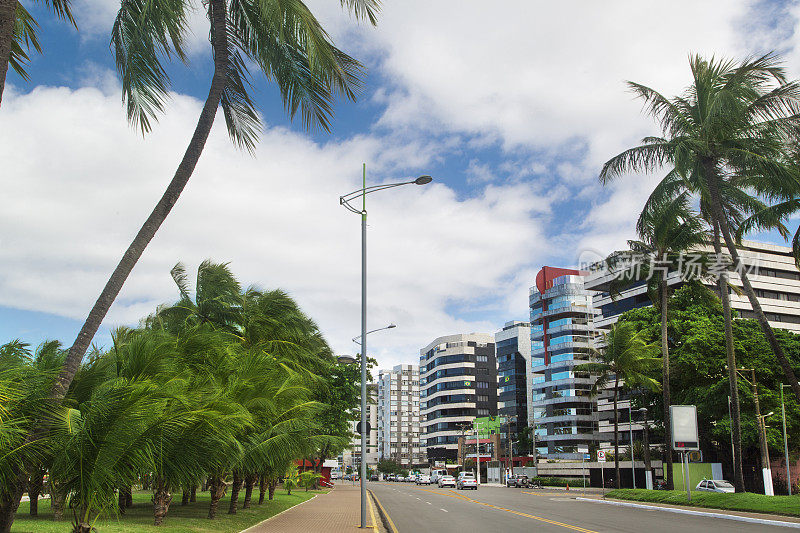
[{"xmin": 368, "ymin": 482, "xmax": 797, "ymax": 533}]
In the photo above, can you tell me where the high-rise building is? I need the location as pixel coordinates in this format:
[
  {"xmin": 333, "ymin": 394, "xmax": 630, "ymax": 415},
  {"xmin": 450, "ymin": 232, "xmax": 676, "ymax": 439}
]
[
  {"xmin": 340, "ymin": 383, "xmax": 379, "ymax": 472},
  {"xmin": 495, "ymin": 321, "xmax": 531, "ymax": 443},
  {"xmin": 529, "ymin": 267, "xmax": 598, "ymax": 460},
  {"xmin": 419, "ymin": 333, "xmax": 497, "ymax": 463},
  {"xmin": 377, "ymin": 365, "xmax": 424, "ymax": 467}
]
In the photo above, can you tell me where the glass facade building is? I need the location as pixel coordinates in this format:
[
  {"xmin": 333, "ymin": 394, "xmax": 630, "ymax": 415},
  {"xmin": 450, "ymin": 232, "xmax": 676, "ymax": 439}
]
[
  {"xmin": 529, "ymin": 267, "xmax": 598, "ymax": 460},
  {"xmin": 495, "ymin": 321, "xmax": 531, "ymax": 441}
]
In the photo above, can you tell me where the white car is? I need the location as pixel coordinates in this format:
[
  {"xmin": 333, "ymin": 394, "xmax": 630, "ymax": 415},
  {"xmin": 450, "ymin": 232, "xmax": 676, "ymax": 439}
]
[
  {"xmin": 696, "ymin": 479, "xmax": 735, "ymax": 493},
  {"xmin": 438, "ymin": 475, "xmax": 456, "ymax": 488},
  {"xmin": 396, "ymin": 475, "xmax": 405, "ymax": 482},
  {"xmin": 416, "ymin": 474, "xmax": 431, "ymax": 485},
  {"xmin": 456, "ymin": 472, "xmax": 477, "ymax": 490},
  {"xmin": 407, "ymin": 474, "xmax": 417, "ymax": 483}
]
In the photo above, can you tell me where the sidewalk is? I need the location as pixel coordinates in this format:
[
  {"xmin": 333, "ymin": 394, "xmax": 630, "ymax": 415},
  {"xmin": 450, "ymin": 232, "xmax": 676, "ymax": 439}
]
[{"xmin": 242, "ymin": 483, "xmax": 383, "ymax": 533}]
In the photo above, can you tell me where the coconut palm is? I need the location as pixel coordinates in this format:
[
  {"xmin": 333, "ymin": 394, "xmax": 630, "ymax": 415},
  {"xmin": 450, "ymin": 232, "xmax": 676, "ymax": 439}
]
[
  {"xmin": 605, "ymin": 191, "xmax": 710, "ymax": 489},
  {"xmin": 0, "ymin": 0, "xmax": 75, "ymax": 105},
  {"xmin": 599, "ymin": 53, "xmax": 800, "ymax": 408},
  {"xmin": 49, "ymin": 0, "xmax": 379, "ymax": 425},
  {"xmin": 576, "ymin": 322, "xmax": 660, "ymax": 489}
]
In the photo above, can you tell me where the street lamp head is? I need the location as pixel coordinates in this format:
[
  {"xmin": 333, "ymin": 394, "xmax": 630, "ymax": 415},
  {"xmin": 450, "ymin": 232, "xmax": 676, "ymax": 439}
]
[
  {"xmin": 766, "ymin": 411, "xmax": 775, "ymax": 418},
  {"xmin": 387, "ymin": 323, "xmax": 397, "ymax": 329},
  {"xmin": 337, "ymin": 355, "xmax": 357, "ymax": 365},
  {"xmin": 414, "ymin": 175, "xmax": 433, "ymax": 185}
]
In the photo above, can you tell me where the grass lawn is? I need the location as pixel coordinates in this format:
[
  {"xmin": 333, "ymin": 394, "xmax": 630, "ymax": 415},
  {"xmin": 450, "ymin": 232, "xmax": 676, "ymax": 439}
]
[
  {"xmin": 11, "ymin": 489, "xmax": 326, "ymax": 533},
  {"xmin": 605, "ymin": 488, "xmax": 800, "ymax": 517}
]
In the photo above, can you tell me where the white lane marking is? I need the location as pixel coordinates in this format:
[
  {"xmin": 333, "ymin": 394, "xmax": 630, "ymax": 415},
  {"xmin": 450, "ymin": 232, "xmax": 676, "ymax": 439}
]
[
  {"xmin": 440, "ymin": 508, "xmax": 448, "ymax": 512},
  {"xmin": 426, "ymin": 502, "xmax": 432, "ymax": 505}
]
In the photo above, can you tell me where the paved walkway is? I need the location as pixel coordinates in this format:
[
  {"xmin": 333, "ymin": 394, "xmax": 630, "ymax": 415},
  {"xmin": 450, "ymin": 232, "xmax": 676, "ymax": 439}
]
[{"xmin": 242, "ymin": 483, "xmax": 383, "ymax": 533}]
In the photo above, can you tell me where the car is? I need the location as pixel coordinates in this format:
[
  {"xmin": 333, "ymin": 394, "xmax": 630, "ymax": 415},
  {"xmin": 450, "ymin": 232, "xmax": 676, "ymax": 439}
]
[
  {"xmin": 438, "ymin": 475, "xmax": 456, "ymax": 488},
  {"xmin": 456, "ymin": 472, "xmax": 477, "ymax": 490},
  {"xmin": 506, "ymin": 474, "xmax": 522, "ymax": 487},
  {"xmin": 416, "ymin": 474, "xmax": 432, "ymax": 485},
  {"xmin": 407, "ymin": 474, "xmax": 417, "ymax": 483},
  {"xmin": 396, "ymin": 475, "xmax": 405, "ymax": 482},
  {"xmin": 386, "ymin": 474, "xmax": 395, "ymax": 481},
  {"xmin": 370, "ymin": 475, "xmax": 378, "ymax": 481},
  {"xmin": 430, "ymin": 469, "xmax": 446, "ymax": 484},
  {"xmin": 696, "ymin": 479, "xmax": 735, "ymax": 493}
]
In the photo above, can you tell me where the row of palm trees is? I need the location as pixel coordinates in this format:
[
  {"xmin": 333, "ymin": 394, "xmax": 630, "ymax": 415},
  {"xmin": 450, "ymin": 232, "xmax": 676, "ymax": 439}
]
[
  {"xmin": 599, "ymin": 53, "xmax": 800, "ymax": 492},
  {"xmin": 0, "ymin": 1, "xmax": 378, "ymax": 529},
  {"xmin": 0, "ymin": 261, "xmax": 351, "ymax": 532}
]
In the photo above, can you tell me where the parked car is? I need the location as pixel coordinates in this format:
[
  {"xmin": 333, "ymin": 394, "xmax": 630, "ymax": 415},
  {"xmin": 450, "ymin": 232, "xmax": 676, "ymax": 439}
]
[
  {"xmin": 506, "ymin": 474, "xmax": 523, "ymax": 487},
  {"xmin": 438, "ymin": 475, "xmax": 456, "ymax": 488},
  {"xmin": 696, "ymin": 479, "xmax": 735, "ymax": 493},
  {"xmin": 430, "ymin": 469, "xmax": 446, "ymax": 484},
  {"xmin": 456, "ymin": 472, "xmax": 478, "ymax": 490},
  {"xmin": 370, "ymin": 475, "xmax": 378, "ymax": 481},
  {"xmin": 407, "ymin": 474, "xmax": 417, "ymax": 483},
  {"xmin": 396, "ymin": 475, "xmax": 406, "ymax": 482},
  {"xmin": 386, "ymin": 474, "xmax": 396, "ymax": 481},
  {"xmin": 416, "ymin": 474, "xmax": 432, "ymax": 485}
]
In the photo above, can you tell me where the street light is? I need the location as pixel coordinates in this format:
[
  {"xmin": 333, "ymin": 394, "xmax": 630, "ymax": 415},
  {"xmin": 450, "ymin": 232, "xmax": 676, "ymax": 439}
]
[
  {"xmin": 352, "ymin": 324, "xmax": 397, "ymax": 345},
  {"xmin": 628, "ymin": 405, "xmax": 636, "ymax": 489},
  {"xmin": 738, "ymin": 368, "xmax": 774, "ymax": 495},
  {"xmin": 340, "ymin": 165, "xmax": 432, "ymax": 528}
]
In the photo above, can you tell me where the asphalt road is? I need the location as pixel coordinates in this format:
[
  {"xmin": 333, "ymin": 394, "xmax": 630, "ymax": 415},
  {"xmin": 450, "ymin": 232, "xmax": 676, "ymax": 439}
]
[{"xmin": 369, "ymin": 482, "xmax": 797, "ymax": 533}]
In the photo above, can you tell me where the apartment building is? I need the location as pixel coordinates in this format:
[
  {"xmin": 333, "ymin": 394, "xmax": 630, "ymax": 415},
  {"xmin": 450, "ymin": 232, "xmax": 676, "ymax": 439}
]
[
  {"xmin": 495, "ymin": 321, "xmax": 531, "ymax": 442},
  {"xmin": 529, "ymin": 267, "xmax": 599, "ymax": 460},
  {"xmin": 419, "ymin": 333, "xmax": 497, "ymax": 463},
  {"xmin": 377, "ymin": 365, "xmax": 425, "ymax": 467}
]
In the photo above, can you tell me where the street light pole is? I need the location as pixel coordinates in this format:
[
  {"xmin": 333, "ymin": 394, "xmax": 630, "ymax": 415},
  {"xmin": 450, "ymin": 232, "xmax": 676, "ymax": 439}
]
[
  {"xmin": 340, "ymin": 166, "xmax": 432, "ymax": 528},
  {"xmin": 781, "ymin": 385, "xmax": 791, "ymax": 496}
]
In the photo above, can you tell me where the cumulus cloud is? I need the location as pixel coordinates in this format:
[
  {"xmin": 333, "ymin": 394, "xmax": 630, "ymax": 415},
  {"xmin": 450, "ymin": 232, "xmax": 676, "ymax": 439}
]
[{"xmin": 0, "ymin": 84, "xmax": 554, "ymax": 367}]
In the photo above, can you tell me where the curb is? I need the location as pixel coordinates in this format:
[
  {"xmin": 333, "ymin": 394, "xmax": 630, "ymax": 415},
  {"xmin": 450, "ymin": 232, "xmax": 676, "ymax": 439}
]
[
  {"xmin": 368, "ymin": 489, "xmax": 397, "ymax": 533},
  {"xmin": 575, "ymin": 497, "xmax": 800, "ymax": 529}
]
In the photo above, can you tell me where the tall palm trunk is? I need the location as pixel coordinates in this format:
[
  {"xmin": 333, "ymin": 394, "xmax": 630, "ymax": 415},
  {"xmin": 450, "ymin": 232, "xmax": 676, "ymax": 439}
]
[
  {"xmin": 27, "ymin": 470, "xmax": 43, "ymax": 516},
  {"xmin": 181, "ymin": 488, "xmax": 189, "ymax": 506},
  {"xmin": 48, "ymin": 0, "xmax": 231, "ymax": 402},
  {"xmin": 268, "ymin": 477, "xmax": 277, "ymax": 500},
  {"xmin": 190, "ymin": 485, "xmax": 197, "ymax": 503},
  {"xmin": 712, "ymin": 221, "xmax": 746, "ymax": 492},
  {"xmin": 0, "ymin": 0, "xmax": 17, "ymax": 106},
  {"xmin": 228, "ymin": 470, "xmax": 242, "ymax": 514},
  {"xmin": 706, "ymin": 167, "xmax": 800, "ymax": 404},
  {"xmin": 613, "ymin": 376, "xmax": 620, "ymax": 489},
  {"xmin": 49, "ymin": 478, "xmax": 65, "ymax": 521},
  {"xmin": 659, "ymin": 278, "xmax": 674, "ymax": 490}
]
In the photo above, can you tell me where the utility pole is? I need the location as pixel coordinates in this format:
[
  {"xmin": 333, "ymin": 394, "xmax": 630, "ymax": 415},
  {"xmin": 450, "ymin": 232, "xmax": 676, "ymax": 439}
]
[
  {"xmin": 641, "ymin": 408, "xmax": 652, "ymax": 490},
  {"xmin": 781, "ymin": 385, "xmax": 791, "ymax": 496},
  {"xmin": 475, "ymin": 422, "xmax": 481, "ymax": 485}
]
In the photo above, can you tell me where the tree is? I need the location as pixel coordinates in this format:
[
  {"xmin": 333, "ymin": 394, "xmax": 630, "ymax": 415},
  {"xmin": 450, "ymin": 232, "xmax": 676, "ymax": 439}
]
[
  {"xmin": 0, "ymin": 0, "xmax": 75, "ymax": 106},
  {"xmin": 576, "ymin": 322, "xmax": 660, "ymax": 488},
  {"xmin": 604, "ymin": 192, "xmax": 709, "ymax": 489},
  {"xmin": 618, "ymin": 284, "xmax": 800, "ymax": 487},
  {"xmin": 600, "ymin": 53, "xmax": 800, "ymax": 409}
]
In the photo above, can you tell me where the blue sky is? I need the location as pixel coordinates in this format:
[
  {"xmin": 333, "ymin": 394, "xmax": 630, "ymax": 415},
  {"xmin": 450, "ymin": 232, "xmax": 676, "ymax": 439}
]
[{"xmin": 2, "ymin": 0, "xmax": 800, "ymax": 368}]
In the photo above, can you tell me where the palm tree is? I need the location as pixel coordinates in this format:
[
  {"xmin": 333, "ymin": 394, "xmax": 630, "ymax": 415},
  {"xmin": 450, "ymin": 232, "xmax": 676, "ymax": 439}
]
[
  {"xmin": 599, "ymin": 53, "xmax": 800, "ymax": 405},
  {"xmin": 0, "ymin": 0, "xmax": 75, "ymax": 106},
  {"xmin": 576, "ymin": 323, "xmax": 660, "ymax": 489},
  {"xmin": 605, "ymin": 192, "xmax": 709, "ymax": 489},
  {"xmin": 49, "ymin": 0, "xmax": 378, "ymax": 409}
]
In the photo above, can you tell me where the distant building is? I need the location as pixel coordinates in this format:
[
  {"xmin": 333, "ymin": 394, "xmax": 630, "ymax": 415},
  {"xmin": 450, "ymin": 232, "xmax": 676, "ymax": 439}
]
[
  {"xmin": 377, "ymin": 364, "xmax": 425, "ymax": 467},
  {"xmin": 419, "ymin": 333, "xmax": 497, "ymax": 462},
  {"xmin": 529, "ymin": 267, "xmax": 598, "ymax": 460},
  {"xmin": 495, "ymin": 321, "xmax": 531, "ymax": 448}
]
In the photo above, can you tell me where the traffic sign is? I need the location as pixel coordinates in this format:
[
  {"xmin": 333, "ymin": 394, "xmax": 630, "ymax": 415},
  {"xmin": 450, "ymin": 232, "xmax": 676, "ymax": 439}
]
[
  {"xmin": 670, "ymin": 405, "xmax": 699, "ymax": 451},
  {"xmin": 597, "ymin": 450, "xmax": 606, "ymax": 462},
  {"xmin": 356, "ymin": 421, "xmax": 371, "ymax": 434}
]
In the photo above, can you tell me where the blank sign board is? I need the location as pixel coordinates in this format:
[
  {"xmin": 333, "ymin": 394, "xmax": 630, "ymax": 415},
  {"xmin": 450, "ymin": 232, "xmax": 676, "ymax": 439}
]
[{"xmin": 670, "ymin": 405, "xmax": 699, "ymax": 451}]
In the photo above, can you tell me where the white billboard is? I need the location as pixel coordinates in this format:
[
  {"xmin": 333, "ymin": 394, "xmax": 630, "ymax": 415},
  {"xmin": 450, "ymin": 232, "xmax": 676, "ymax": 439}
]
[{"xmin": 670, "ymin": 405, "xmax": 699, "ymax": 451}]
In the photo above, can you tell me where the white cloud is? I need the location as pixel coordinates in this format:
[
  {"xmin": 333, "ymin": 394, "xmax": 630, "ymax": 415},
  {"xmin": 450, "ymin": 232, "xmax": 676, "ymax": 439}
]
[{"xmin": 0, "ymin": 84, "xmax": 554, "ymax": 368}]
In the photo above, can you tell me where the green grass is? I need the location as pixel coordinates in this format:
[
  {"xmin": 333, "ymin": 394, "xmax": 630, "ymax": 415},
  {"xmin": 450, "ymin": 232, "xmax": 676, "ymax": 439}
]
[
  {"xmin": 605, "ymin": 489, "xmax": 800, "ymax": 517},
  {"xmin": 11, "ymin": 489, "xmax": 325, "ymax": 533}
]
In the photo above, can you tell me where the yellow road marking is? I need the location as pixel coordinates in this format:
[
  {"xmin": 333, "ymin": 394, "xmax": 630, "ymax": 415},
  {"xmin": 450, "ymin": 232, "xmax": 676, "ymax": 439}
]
[
  {"xmin": 367, "ymin": 490, "xmax": 380, "ymax": 531},
  {"xmin": 406, "ymin": 486, "xmax": 597, "ymax": 532},
  {"xmin": 521, "ymin": 491, "xmax": 551, "ymax": 496},
  {"xmin": 369, "ymin": 490, "xmax": 399, "ymax": 533}
]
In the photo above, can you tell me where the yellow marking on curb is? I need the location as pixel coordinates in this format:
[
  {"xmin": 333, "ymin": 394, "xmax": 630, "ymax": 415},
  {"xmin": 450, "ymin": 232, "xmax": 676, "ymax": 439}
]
[
  {"xmin": 521, "ymin": 491, "xmax": 551, "ymax": 496},
  {"xmin": 367, "ymin": 490, "xmax": 380, "ymax": 531},
  {"xmin": 369, "ymin": 491, "xmax": 399, "ymax": 533}
]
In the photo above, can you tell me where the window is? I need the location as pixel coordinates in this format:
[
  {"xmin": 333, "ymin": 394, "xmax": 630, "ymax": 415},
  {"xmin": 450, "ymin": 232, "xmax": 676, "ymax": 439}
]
[
  {"xmin": 476, "ymin": 382, "xmax": 489, "ymax": 389},
  {"xmin": 477, "ymin": 355, "xmax": 488, "ymax": 362}
]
